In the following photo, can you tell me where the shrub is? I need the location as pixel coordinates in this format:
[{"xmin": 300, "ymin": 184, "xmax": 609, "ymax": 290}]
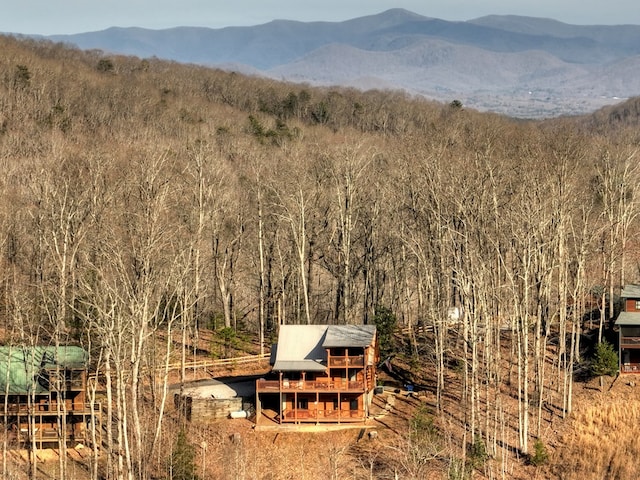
[
  {"xmin": 218, "ymin": 326, "xmax": 238, "ymax": 358},
  {"xmin": 169, "ymin": 429, "xmax": 199, "ymax": 480},
  {"xmin": 410, "ymin": 404, "xmax": 437, "ymax": 438},
  {"xmin": 97, "ymin": 58, "xmax": 114, "ymax": 73},
  {"xmin": 529, "ymin": 439, "xmax": 548, "ymax": 467},
  {"xmin": 591, "ymin": 340, "xmax": 618, "ymax": 377},
  {"xmin": 447, "ymin": 457, "xmax": 471, "ymax": 480},
  {"xmin": 13, "ymin": 65, "xmax": 31, "ymax": 89},
  {"xmin": 468, "ymin": 434, "xmax": 488, "ymax": 469},
  {"xmin": 407, "ymin": 404, "xmax": 442, "ymax": 466}
]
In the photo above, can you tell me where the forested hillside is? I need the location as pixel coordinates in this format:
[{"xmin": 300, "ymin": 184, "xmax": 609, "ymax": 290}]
[
  {"xmin": 1, "ymin": 35, "xmax": 640, "ymax": 479},
  {"xmin": 46, "ymin": 9, "xmax": 640, "ymax": 118}
]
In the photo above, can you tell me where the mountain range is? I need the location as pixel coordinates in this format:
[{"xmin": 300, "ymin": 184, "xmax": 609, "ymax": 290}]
[{"xmin": 43, "ymin": 9, "xmax": 640, "ymax": 118}]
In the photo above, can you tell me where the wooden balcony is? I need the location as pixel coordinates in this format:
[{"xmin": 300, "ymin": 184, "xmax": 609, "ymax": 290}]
[
  {"xmin": 3, "ymin": 402, "xmax": 101, "ymax": 448},
  {"xmin": 12, "ymin": 419, "xmax": 96, "ymax": 447},
  {"xmin": 0, "ymin": 402, "xmax": 100, "ymax": 416},
  {"xmin": 328, "ymin": 356, "xmax": 364, "ymax": 367},
  {"xmin": 256, "ymin": 379, "xmax": 365, "ymax": 393},
  {"xmin": 281, "ymin": 408, "xmax": 366, "ymax": 423},
  {"xmin": 621, "ymin": 337, "xmax": 640, "ymax": 347}
]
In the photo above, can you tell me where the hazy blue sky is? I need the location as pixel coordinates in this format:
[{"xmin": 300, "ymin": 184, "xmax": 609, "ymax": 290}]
[{"xmin": 3, "ymin": 0, "xmax": 639, "ymax": 35}]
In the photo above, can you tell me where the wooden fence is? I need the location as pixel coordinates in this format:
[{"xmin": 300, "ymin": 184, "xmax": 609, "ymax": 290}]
[{"xmin": 162, "ymin": 353, "xmax": 270, "ymax": 373}]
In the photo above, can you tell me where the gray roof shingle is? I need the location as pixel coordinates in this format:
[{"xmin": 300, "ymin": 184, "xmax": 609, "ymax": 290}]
[
  {"xmin": 322, "ymin": 324, "xmax": 376, "ymax": 348},
  {"xmin": 615, "ymin": 311, "xmax": 640, "ymax": 326},
  {"xmin": 272, "ymin": 325, "xmax": 328, "ymax": 372},
  {"xmin": 621, "ymin": 285, "xmax": 640, "ymax": 299}
]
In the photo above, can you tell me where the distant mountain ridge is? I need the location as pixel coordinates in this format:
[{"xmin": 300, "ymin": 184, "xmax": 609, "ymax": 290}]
[{"xmin": 43, "ymin": 8, "xmax": 640, "ymax": 118}]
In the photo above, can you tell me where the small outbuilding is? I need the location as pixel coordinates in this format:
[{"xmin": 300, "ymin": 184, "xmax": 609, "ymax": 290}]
[{"xmin": 174, "ymin": 377, "xmax": 255, "ymax": 421}]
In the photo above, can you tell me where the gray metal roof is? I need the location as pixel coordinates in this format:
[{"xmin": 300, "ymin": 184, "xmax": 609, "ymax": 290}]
[
  {"xmin": 615, "ymin": 311, "xmax": 640, "ymax": 326},
  {"xmin": 272, "ymin": 325, "xmax": 328, "ymax": 372},
  {"xmin": 322, "ymin": 325, "xmax": 376, "ymax": 348},
  {"xmin": 273, "ymin": 360, "xmax": 327, "ymax": 372},
  {"xmin": 272, "ymin": 324, "xmax": 376, "ymax": 372},
  {"xmin": 621, "ymin": 285, "xmax": 640, "ymax": 299}
]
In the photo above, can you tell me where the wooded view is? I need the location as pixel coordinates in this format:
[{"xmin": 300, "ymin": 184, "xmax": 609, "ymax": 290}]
[{"xmin": 1, "ymin": 34, "xmax": 640, "ymax": 479}]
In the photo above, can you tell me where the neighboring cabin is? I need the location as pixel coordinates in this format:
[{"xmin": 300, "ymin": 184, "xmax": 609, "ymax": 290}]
[
  {"xmin": 0, "ymin": 346, "xmax": 99, "ymax": 448},
  {"xmin": 256, "ymin": 324, "xmax": 378, "ymax": 424},
  {"xmin": 616, "ymin": 285, "xmax": 640, "ymax": 373}
]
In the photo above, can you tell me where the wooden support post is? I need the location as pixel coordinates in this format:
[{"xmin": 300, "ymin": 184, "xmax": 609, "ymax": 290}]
[
  {"xmin": 278, "ymin": 372, "xmax": 283, "ymax": 424},
  {"xmin": 256, "ymin": 387, "xmax": 262, "ymax": 423}
]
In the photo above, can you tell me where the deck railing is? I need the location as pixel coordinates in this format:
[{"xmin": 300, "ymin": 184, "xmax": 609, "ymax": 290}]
[
  {"xmin": 328, "ymin": 356, "xmax": 364, "ymax": 367},
  {"xmin": 256, "ymin": 379, "xmax": 365, "ymax": 392},
  {"xmin": 0, "ymin": 402, "xmax": 101, "ymax": 416},
  {"xmin": 622, "ymin": 364, "xmax": 640, "ymax": 373},
  {"xmin": 13, "ymin": 421, "xmax": 95, "ymax": 446},
  {"xmin": 281, "ymin": 408, "xmax": 366, "ymax": 422},
  {"xmin": 621, "ymin": 336, "xmax": 640, "ymax": 346}
]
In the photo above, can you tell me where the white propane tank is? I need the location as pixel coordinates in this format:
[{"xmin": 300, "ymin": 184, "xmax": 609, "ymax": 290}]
[{"xmin": 229, "ymin": 410, "xmax": 248, "ymax": 419}]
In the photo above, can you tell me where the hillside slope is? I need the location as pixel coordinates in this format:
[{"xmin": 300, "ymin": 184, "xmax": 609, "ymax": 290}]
[{"xmin": 2, "ymin": 34, "xmax": 640, "ymax": 480}]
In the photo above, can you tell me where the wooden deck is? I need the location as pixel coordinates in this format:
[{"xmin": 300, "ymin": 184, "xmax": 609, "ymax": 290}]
[
  {"xmin": 1, "ymin": 402, "xmax": 102, "ymax": 448},
  {"xmin": 256, "ymin": 379, "xmax": 365, "ymax": 393}
]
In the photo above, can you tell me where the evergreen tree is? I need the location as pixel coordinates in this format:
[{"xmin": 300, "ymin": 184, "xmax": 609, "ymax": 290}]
[
  {"xmin": 591, "ymin": 340, "xmax": 618, "ymax": 377},
  {"xmin": 374, "ymin": 305, "xmax": 397, "ymax": 358},
  {"xmin": 169, "ymin": 429, "xmax": 199, "ymax": 480}
]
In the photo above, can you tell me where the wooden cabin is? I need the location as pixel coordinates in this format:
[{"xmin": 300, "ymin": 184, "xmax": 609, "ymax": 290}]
[
  {"xmin": 0, "ymin": 346, "xmax": 100, "ymax": 448},
  {"xmin": 256, "ymin": 324, "xmax": 378, "ymax": 424},
  {"xmin": 615, "ymin": 285, "xmax": 640, "ymax": 373}
]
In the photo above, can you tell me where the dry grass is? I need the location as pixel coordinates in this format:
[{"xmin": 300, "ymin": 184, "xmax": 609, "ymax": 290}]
[{"xmin": 551, "ymin": 379, "xmax": 640, "ymax": 479}]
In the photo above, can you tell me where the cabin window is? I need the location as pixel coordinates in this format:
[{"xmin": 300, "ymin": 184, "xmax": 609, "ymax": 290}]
[
  {"xmin": 298, "ymin": 398, "xmax": 308, "ymax": 410},
  {"xmin": 350, "ymin": 399, "xmax": 358, "ymax": 411},
  {"xmin": 635, "ymin": 300, "xmax": 640, "ymax": 310}
]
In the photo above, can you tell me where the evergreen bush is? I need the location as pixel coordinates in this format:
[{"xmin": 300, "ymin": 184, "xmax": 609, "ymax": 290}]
[
  {"xmin": 169, "ymin": 429, "xmax": 199, "ymax": 480},
  {"xmin": 529, "ymin": 439, "xmax": 548, "ymax": 467},
  {"xmin": 591, "ymin": 340, "xmax": 618, "ymax": 377}
]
